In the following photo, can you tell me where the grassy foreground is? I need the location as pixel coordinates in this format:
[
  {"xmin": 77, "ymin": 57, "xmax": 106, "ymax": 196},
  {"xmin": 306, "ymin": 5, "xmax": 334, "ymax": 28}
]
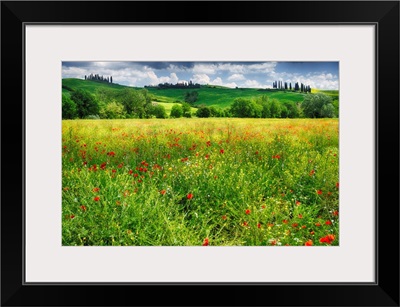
[{"xmin": 62, "ymin": 118, "xmax": 339, "ymax": 246}]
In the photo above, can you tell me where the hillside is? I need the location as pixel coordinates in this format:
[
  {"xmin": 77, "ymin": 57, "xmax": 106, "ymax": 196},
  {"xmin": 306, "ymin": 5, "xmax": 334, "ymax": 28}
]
[{"xmin": 62, "ymin": 78, "xmax": 339, "ymax": 110}]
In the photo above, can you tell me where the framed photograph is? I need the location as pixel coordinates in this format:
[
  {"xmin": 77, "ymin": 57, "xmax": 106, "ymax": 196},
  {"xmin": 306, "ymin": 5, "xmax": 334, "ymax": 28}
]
[{"xmin": 1, "ymin": 1, "xmax": 399, "ymax": 306}]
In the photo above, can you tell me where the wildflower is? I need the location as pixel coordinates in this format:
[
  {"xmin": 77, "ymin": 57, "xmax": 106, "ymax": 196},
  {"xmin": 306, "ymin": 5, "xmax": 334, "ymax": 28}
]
[
  {"xmin": 92, "ymin": 187, "xmax": 100, "ymax": 192},
  {"xmin": 309, "ymin": 169, "xmax": 315, "ymax": 176},
  {"xmin": 160, "ymin": 190, "xmax": 166, "ymax": 195},
  {"xmin": 100, "ymin": 162, "xmax": 107, "ymax": 170},
  {"xmin": 333, "ymin": 210, "xmax": 339, "ymax": 216},
  {"xmin": 298, "ymin": 214, "xmax": 303, "ymax": 218},
  {"xmin": 292, "ymin": 223, "xmax": 299, "ymax": 228},
  {"xmin": 336, "ymin": 182, "xmax": 339, "ymax": 188},
  {"xmin": 243, "ymin": 221, "xmax": 249, "ymax": 227},
  {"xmin": 80, "ymin": 205, "xmax": 87, "ymax": 211},
  {"xmin": 317, "ymin": 190, "xmax": 323, "ymax": 195},
  {"xmin": 222, "ymin": 215, "xmax": 227, "ymax": 220},
  {"xmin": 269, "ymin": 239, "xmax": 277, "ymax": 246},
  {"xmin": 245, "ymin": 209, "xmax": 251, "ymax": 215},
  {"xmin": 315, "ymin": 222, "xmax": 321, "ymax": 227},
  {"xmin": 257, "ymin": 223, "xmax": 261, "ymax": 229},
  {"xmin": 93, "ymin": 196, "xmax": 100, "ymax": 201},
  {"xmin": 296, "ymin": 201, "xmax": 301, "ymax": 206},
  {"xmin": 310, "ymin": 231, "xmax": 315, "ymax": 235},
  {"xmin": 319, "ymin": 234, "xmax": 335, "ymax": 244},
  {"xmin": 305, "ymin": 240, "xmax": 313, "ymax": 246},
  {"xmin": 202, "ymin": 238, "xmax": 209, "ymax": 246},
  {"xmin": 70, "ymin": 215, "xmax": 75, "ymax": 219},
  {"xmin": 325, "ymin": 220, "xmax": 332, "ymax": 225},
  {"xmin": 187, "ymin": 193, "xmax": 194, "ymax": 200},
  {"xmin": 282, "ymin": 219, "xmax": 288, "ymax": 224},
  {"xmin": 107, "ymin": 151, "xmax": 115, "ymax": 157},
  {"xmin": 220, "ymin": 149, "xmax": 224, "ymax": 154}
]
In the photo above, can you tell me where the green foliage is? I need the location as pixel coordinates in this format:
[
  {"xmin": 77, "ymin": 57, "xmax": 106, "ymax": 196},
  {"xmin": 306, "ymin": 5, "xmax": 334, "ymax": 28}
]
[
  {"xmin": 120, "ymin": 88, "xmax": 153, "ymax": 118},
  {"xmin": 170, "ymin": 104, "xmax": 183, "ymax": 118},
  {"xmin": 302, "ymin": 93, "xmax": 335, "ymax": 118},
  {"xmin": 151, "ymin": 104, "xmax": 168, "ymax": 119},
  {"xmin": 62, "ymin": 94, "xmax": 77, "ymax": 119},
  {"xmin": 70, "ymin": 89, "xmax": 99, "ymax": 118},
  {"xmin": 196, "ymin": 106, "xmax": 211, "ymax": 118},
  {"xmin": 230, "ymin": 98, "xmax": 262, "ymax": 118},
  {"xmin": 184, "ymin": 91, "xmax": 199, "ymax": 104},
  {"xmin": 99, "ymin": 101, "xmax": 126, "ymax": 119},
  {"xmin": 181, "ymin": 102, "xmax": 192, "ymax": 118}
]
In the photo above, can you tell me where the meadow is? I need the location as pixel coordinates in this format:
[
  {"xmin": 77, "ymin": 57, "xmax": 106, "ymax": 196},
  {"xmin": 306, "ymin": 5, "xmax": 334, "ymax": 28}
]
[{"xmin": 62, "ymin": 118, "xmax": 339, "ymax": 246}]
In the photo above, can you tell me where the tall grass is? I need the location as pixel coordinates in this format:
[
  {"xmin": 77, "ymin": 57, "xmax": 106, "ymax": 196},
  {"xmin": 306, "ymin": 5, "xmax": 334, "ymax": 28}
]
[{"xmin": 62, "ymin": 118, "xmax": 339, "ymax": 246}]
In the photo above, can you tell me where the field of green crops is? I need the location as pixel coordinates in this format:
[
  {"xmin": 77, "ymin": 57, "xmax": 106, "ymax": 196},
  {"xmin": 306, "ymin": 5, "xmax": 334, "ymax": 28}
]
[{"xmin": 62, "ymin": 118, "xmax": 339, "ymax": 246}]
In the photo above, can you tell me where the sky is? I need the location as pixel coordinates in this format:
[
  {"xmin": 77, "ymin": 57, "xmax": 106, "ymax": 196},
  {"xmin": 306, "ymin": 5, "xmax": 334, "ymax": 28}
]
[{"xmin": 62, "ymin": 61, "xmax": 339, "ymax": 90}]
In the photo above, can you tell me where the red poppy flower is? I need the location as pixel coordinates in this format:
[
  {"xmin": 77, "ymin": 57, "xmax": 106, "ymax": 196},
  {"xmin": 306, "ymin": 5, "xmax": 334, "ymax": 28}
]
[
  {"xmin": 245, "ymin": 209, "xmax": 251, "ymax": 215},
  {"xmin": 93, "ymin": 196, "xmax": 100, "ymax": 201},
  {"xmin": 160, "ymin": 190, "xmax": 166, "ymax": 195},
  {"xmin": 296, "ymin": 201, "xmax": 301, "ymax": 206},
  {"xmin": 243, "ymin": 221, "xmax": 249, "ymax": 227},
  {"xmin": 92, "ymin": 187, "xmax": 100, "ymax": 192},
  {"xmin": 107, "ymin": 151, "xmax": 115, "ymax": 157},
  {"xmin": 282, "ymin": 219, "xmax": 288, "ymax": 224},
  {"xmin": 187, "ymin": 193, "xmax": 194, "ymax": 200},
  {"xmin": 319, "ymin": 234, "xmax": 335, "ymax": 244},
  {"xmin": 80, "ymin": 205, "xmax": 87, "ymax": 211},
  {"xmin": 315, "ymin": 222, "xmax": 321, "ymax": 227},
  {"xmin": 100, "ymin": 162, "xmax": 107, "ymax": 170},
  {"xmin": 292, "ymin": 223, "xmax": 299, "ymax": 228},
  {"xmin": 220, "ymin": 149, "xmax": 224, "ymax": 154},
  {"xmin": 70, "ymin": 215, "xmax": 75, "ymax": 219},
  {"xmin": 309, "ymin": 169, "xmax": 315, "ymax": 176},
  {"xmin": 325, "ymin": 220, "xmax": 332, "ymax": 225},
  {"xmin": 202, "ymin": 238, "xmax": 209, "ymax": 246},
  {"xmin": 257, "ymin": 223, "xmax": 261, "ymax": 229},
  {"xmin": 270, "ymin": 240, "xmax": 277, "ymax": 246},
  {"xmin": 317, "ymin": 190, "xmax": 323, "ymax": 195},
  {"xmin": 222, "ymin": 215, "xmax": 227, "ymax": 220},
  {"xmin": 333, "ymin": 210, "xmax": 339, "ymax": 216},
  {"xmin": 305, "ymin": 240, "xmax": 313, "ymax": 246},
  {"xmin": 336, "ymin": 182, "xmax": 339, "ymax": 188},
  {"xmin": 298, "ymin": 214, "xmax": 303, "ymax": 218}
]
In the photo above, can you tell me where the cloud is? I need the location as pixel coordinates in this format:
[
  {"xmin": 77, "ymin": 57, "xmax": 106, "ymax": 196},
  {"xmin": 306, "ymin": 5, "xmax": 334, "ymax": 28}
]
[
  {"xmin": 192, "ymin": 74, "xmax": 211, "ymax": 84},
  {"xmin": 228, "ymin": 74, "xmax": 245, "ymax": 81}
]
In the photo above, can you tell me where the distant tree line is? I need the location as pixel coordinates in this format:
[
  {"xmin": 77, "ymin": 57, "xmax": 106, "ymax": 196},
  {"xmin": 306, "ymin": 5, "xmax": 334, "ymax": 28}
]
[
  {"xmin": 272, "ymin": 80, "xmax": 311, "ymax": 93},
  {"xmin": 145, "ymin": 80, "xmax": 201, "ymax": 89},
  {"xmin": 85, "ymin": 74, "xmax": 113, "ymax": 83},
  {"xmin": 62, "ymin": 85, "xmax": 336, "ymax": 120}
]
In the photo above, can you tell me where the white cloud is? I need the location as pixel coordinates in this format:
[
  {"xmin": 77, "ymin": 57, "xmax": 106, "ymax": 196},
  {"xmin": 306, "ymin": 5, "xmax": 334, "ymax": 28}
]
[
  {"xmin": 192, "ymin": 74, "xmax": 211, "ymax": 84},
  {"xmin": 228, "ymin": 74, "xmax": 245, "ymax": 81}
]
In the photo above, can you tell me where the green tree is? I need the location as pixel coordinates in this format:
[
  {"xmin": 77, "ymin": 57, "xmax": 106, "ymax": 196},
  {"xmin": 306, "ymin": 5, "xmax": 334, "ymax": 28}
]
[
  {"xmin": 120, "ymin": 88, "xmax": 152, "ymax": 118},
  {"xmin": 170, "ymin": 104, "xmax": 183, "ymax": 118},
  {"xmin": 152, "ymin": 104, "xmax": 168, "ymax": 118},
  {"xmin": 196, "ymin": 106, "xmax": 211, "ymax": 118},
  {"xmin": 62, "ymin": 94, "xmax": 77, "ymax": 119},
  {"xmin": 184, "ymin": 91, "xmax": 199, "ymax": 104},
  {"xmin": 302, "ymin": 93, "xmax": 334, "ymax": 118},
  {"xmin": 99, "ymin": 101, "xmax": 126, "ymax": 119},
  {"xmin": 230, "ymin": 98, "xmax": 262, "ymax": 118},
  {"xmin": 70, "ymin": 89, "xmax": 99, "ymax": 118},
  {"xmin": 181, "ymin": 102, "xmax": 192, "ymax": 118}
]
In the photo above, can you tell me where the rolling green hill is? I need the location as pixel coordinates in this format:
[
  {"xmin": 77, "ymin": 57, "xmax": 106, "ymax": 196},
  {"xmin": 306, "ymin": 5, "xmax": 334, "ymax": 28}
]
[{"xmin": 62, "ymin": 78, "xmax": 338, "ymax": 110}]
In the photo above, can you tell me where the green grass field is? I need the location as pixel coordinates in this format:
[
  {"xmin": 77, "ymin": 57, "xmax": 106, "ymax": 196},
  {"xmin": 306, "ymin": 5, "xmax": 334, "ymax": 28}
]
[
  {"xmin": 62, "ymin": 118, "xmax": 339, "ymax": 246},
  {"xmin": 63, "ymin": 78, "xmax": 338, "ymax": 110}
]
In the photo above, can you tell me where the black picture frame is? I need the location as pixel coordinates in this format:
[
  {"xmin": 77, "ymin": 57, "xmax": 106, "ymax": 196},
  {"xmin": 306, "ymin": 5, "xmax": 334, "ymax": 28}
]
[{"xmin": 1, "ymin": 1, "xmax": 399, "ymax": 306}]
